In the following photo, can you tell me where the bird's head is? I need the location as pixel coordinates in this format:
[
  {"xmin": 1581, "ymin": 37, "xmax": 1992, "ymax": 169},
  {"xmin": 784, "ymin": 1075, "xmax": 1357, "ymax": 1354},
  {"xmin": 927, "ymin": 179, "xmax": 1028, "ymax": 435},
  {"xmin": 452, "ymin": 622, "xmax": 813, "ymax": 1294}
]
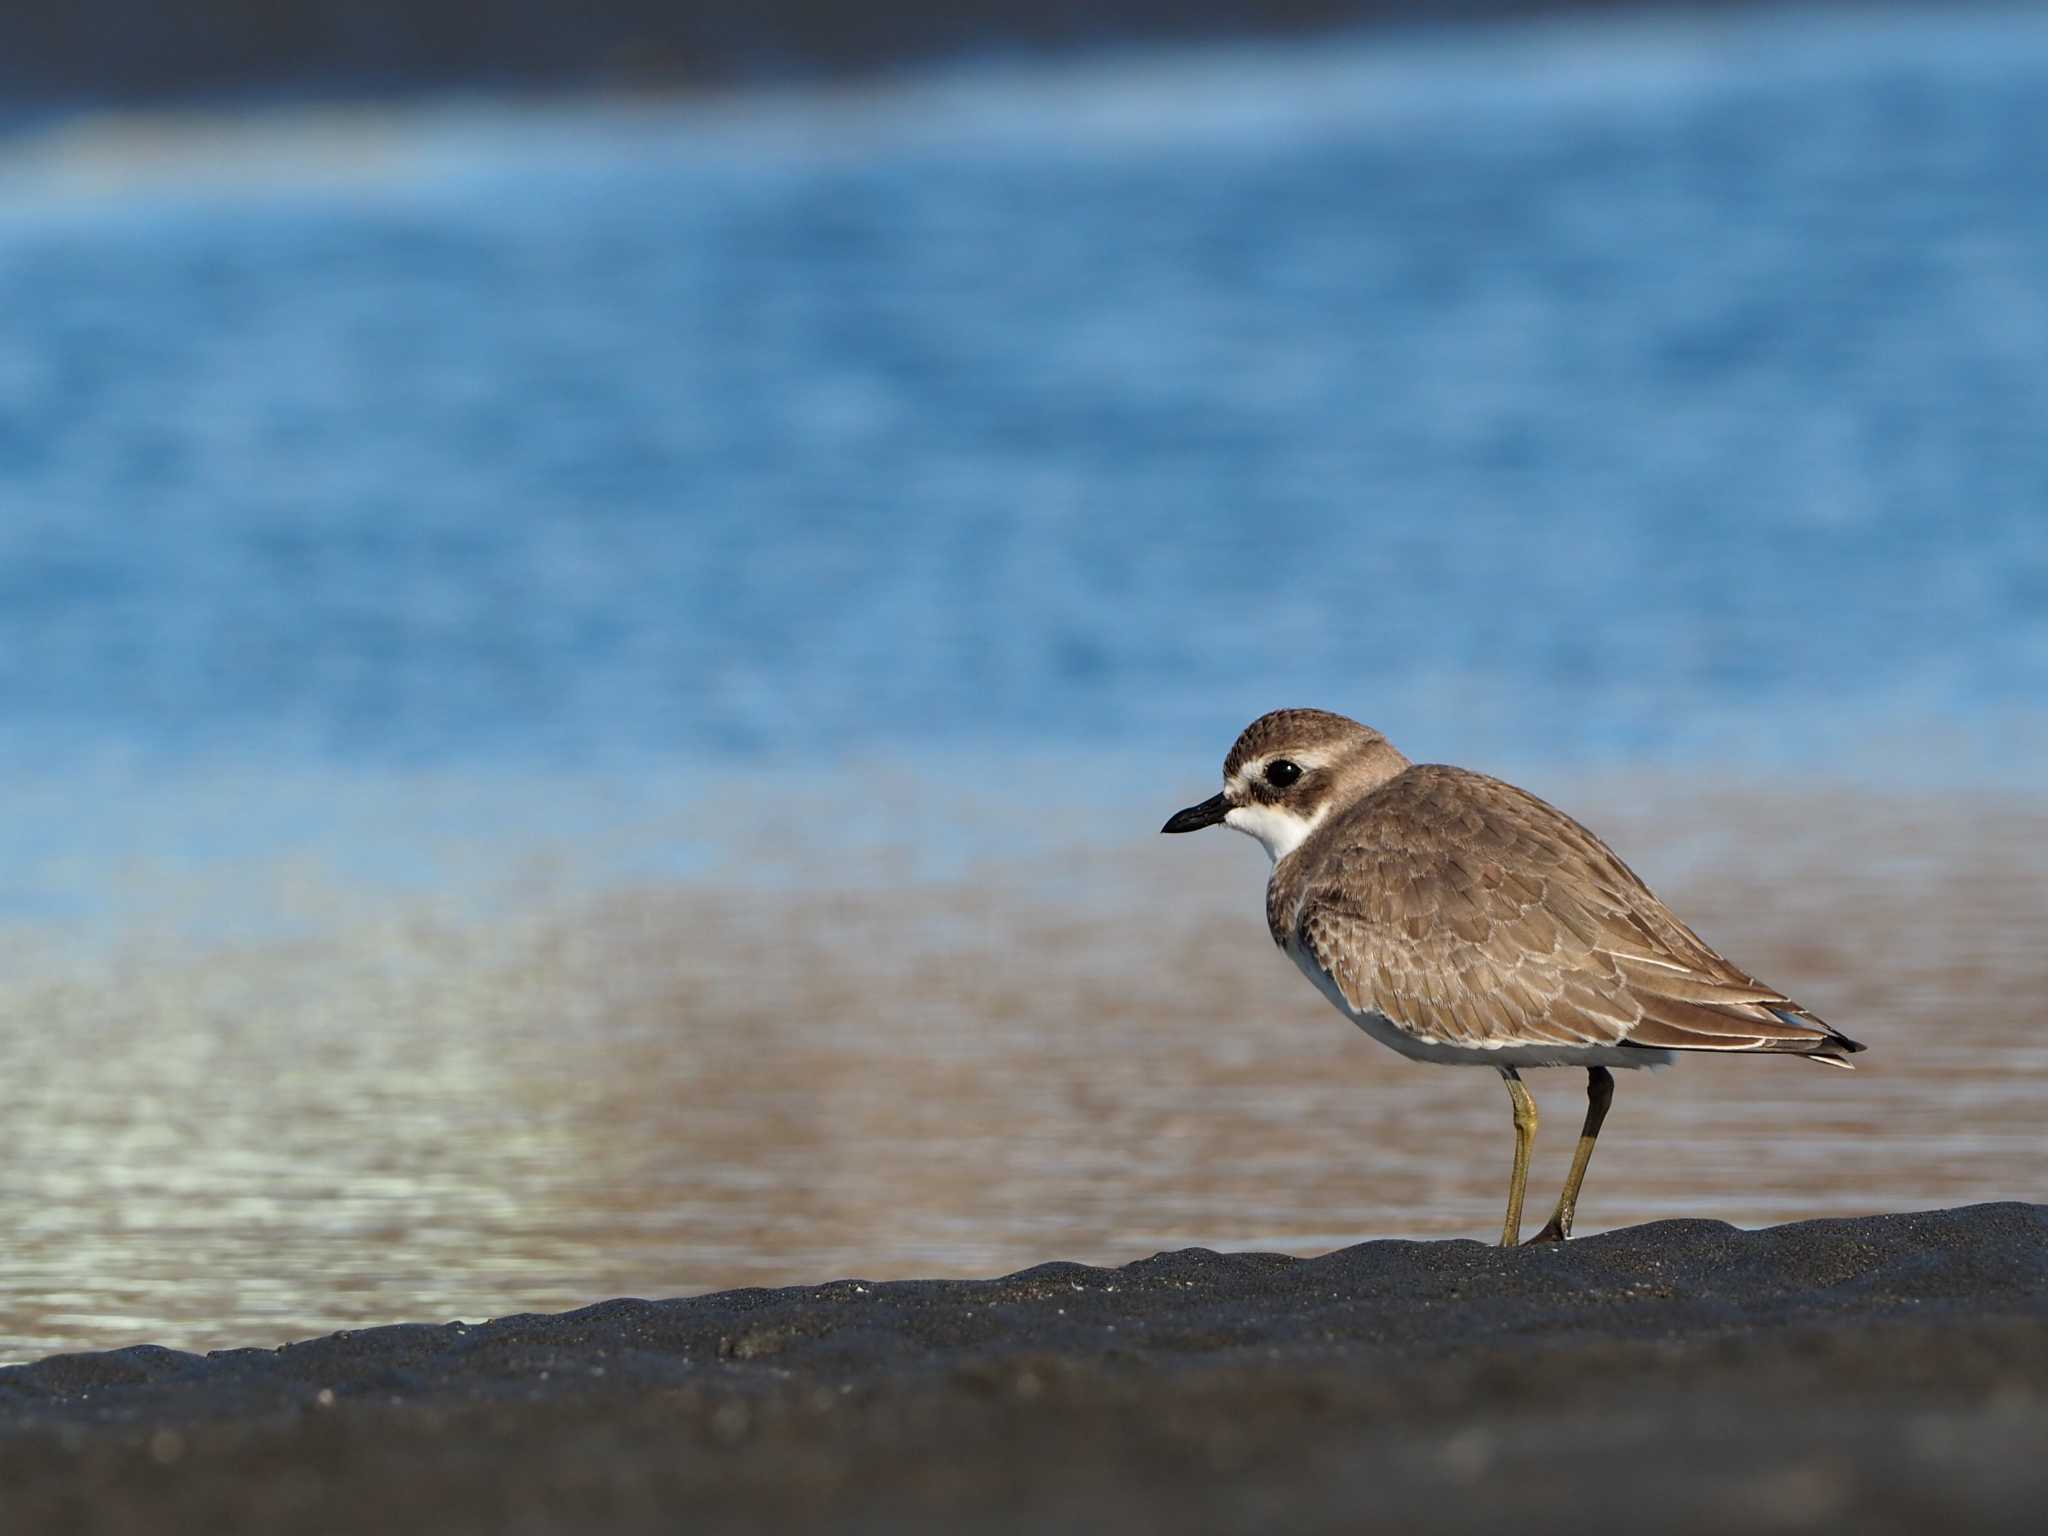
[{"xmin": 1160, "ymin": 708, "xmax": 1410, "ymax": 864}]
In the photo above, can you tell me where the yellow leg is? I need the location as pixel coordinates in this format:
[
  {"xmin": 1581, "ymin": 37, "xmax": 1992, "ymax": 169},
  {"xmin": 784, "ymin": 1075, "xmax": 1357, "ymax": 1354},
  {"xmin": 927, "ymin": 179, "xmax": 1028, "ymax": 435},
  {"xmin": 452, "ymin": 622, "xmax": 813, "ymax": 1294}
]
[
  {"xmin": 1527, "ymin": 1067, "xmax": 1614, "ymax": 1245},
  {"xmin": 1499, "ymin": 1068, "xmax": 1538, "ymax": 1247}
]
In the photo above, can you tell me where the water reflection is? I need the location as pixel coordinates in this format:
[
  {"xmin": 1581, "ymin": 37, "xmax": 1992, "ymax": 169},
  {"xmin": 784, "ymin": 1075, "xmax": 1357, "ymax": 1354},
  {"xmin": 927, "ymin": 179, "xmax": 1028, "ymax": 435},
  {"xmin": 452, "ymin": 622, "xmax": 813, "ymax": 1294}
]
[{"xmin": 2, "ymin": 777, "xmax": 2042, "ymax": 1361}]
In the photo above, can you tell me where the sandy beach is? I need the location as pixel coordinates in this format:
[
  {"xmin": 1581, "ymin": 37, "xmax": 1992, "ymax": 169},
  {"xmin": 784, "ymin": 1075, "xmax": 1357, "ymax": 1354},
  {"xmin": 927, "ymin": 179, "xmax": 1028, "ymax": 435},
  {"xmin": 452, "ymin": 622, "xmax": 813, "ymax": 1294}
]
[{"xmin": 3, "ymin": 1203, "xmax": 2043, "ymax": 1533}]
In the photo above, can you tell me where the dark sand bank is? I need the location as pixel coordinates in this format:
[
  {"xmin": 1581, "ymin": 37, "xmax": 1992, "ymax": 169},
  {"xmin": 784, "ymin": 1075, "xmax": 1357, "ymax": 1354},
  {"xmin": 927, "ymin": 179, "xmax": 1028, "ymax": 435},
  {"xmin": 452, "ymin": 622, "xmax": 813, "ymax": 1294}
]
[
  {"xmin": 4, "ymin": 1204, "xmax": 2043, "ymax": 1534},
  {"xmin": 1, "ymin": 3, "xmax": 1875, "ymax": 110}
]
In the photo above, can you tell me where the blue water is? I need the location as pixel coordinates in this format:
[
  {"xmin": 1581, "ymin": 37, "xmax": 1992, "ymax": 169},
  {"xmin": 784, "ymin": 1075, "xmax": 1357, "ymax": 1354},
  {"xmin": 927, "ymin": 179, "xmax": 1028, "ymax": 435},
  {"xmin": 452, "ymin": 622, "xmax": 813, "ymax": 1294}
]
[{"xmin": 0, "ymin": 4, "xmax": 2044, "ymax": 918}]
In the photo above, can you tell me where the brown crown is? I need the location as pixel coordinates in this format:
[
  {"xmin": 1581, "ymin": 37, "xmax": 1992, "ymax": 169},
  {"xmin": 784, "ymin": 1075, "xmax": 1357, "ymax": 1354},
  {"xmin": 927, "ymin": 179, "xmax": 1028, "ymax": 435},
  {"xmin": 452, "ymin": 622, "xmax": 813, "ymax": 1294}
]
[{"xmin": 1221, "ymin": 708, "xmax": 1383, "ymax": 778}]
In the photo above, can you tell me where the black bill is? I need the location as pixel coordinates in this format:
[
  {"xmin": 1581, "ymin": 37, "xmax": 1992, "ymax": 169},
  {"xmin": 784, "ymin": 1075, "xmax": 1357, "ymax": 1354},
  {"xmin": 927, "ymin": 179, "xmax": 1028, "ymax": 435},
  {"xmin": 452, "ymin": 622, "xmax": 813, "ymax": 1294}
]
[{"xmin": 1160, "ymin": 793, "xmax": 1229, "ymax": 834}]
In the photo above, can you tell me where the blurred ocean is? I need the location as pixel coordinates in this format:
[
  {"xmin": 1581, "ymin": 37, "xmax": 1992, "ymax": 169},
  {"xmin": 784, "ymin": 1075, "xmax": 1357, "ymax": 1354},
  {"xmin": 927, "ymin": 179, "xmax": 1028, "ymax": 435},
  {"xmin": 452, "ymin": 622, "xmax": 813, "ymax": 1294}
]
[
  {"xmin": 0, "ymin": 6, "xmax": 2042, "ymax": 807},
  {"xmin": 0, "ymin": 4, "xmax": 2045, "ymax": 1357}
]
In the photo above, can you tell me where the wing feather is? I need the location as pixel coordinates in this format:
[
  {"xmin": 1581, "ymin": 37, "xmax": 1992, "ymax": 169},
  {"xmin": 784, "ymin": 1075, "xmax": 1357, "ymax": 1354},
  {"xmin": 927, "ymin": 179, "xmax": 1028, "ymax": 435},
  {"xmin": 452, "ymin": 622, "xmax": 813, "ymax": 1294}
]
[{"xmin": 1280, "ymin": 766, "xmax": 1862, "ymax": 1061}]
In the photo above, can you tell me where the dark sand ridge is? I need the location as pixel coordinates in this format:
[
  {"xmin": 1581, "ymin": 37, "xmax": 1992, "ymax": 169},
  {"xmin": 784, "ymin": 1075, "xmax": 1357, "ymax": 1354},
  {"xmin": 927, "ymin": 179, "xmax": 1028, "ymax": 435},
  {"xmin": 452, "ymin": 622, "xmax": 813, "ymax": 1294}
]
[
  {"xmin": 1, "ymin": 780, "xmax": 2045, "ymax": 1359},
  {"xmin": 2, "ymin": 1204, "xmax": 2045, "ymax": 1533},
  {"xmin": 0, "ymin": 2, "xmax": 1906, "ymax": 111}
]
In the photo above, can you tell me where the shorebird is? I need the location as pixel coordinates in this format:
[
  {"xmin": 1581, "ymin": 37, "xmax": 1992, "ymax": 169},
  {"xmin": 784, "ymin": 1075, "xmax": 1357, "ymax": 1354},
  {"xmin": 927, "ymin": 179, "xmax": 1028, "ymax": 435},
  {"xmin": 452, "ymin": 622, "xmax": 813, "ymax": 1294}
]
[{"xmin": 1161, "ymin": 709, "xmax": 1862, "ymax": 1246}]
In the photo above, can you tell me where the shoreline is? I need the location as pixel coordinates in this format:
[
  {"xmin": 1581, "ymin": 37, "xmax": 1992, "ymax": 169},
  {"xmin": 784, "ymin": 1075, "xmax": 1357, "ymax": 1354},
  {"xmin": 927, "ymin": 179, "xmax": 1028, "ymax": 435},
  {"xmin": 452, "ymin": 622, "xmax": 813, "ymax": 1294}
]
[
  {"xmin": 3, "ymin": 778, "xmax": 2045, "ymax": 1363},
  {"xmin": 4, "ymin": 1204, "xmax": 2044, "ymax": 1532}
]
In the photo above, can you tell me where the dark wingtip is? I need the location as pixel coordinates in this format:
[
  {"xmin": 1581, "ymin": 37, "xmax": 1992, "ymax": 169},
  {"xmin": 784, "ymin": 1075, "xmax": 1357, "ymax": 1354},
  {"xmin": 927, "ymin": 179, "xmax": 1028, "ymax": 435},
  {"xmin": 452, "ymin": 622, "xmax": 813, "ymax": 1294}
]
[
  {"xmin": 1772, "ymin": 1006, "xmax": 1865, "ymax": 1057},
  {"xmin": 1806, "ymin": 1029, "xmax": 1867, "ymax": 1068}
]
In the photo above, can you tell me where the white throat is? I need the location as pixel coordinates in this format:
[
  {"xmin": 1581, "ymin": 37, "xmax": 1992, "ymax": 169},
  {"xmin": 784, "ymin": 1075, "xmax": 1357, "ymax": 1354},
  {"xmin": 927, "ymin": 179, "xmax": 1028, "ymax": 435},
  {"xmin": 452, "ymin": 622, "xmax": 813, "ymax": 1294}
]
[{"xmin": 1223, "ymin": 802, "xmax": 1325, "ymax": 865}]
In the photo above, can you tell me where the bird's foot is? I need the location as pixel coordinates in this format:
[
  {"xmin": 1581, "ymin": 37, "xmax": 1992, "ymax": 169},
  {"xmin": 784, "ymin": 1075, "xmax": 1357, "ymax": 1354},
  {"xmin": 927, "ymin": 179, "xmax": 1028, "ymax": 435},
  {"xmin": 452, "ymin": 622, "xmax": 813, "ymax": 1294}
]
[{"xmin": 1522, "ymin": 1218, "xmax": 1569, "ymax": 1245}]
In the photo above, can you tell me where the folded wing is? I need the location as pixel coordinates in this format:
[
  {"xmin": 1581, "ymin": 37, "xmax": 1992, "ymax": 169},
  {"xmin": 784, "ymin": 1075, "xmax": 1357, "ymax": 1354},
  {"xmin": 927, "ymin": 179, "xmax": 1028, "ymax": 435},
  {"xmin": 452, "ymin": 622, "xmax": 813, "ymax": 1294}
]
[{"xmin": 1281, "ymin": 767, "xmax": 1862, "ymax": 1063}]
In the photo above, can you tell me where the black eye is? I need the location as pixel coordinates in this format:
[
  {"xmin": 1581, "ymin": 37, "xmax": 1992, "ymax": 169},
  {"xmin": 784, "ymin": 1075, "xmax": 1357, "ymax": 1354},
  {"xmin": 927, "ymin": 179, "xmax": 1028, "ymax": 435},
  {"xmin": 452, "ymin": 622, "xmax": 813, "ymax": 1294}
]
[{"xmin": 1264, "ymin": 759, "xmax": 1303, "ymax": 788}]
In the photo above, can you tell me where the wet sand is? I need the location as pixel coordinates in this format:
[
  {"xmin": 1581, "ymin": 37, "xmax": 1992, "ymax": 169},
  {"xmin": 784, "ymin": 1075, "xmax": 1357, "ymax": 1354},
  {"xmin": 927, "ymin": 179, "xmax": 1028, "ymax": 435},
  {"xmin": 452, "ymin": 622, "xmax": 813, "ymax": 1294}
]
[
  {"xmin": 1, "ymin": 779, "xmax": 2045, "ymax": 1360},
  {"xmin": 3, "ymin": 1203, "xmax": 2043, "ymax": 1534}
]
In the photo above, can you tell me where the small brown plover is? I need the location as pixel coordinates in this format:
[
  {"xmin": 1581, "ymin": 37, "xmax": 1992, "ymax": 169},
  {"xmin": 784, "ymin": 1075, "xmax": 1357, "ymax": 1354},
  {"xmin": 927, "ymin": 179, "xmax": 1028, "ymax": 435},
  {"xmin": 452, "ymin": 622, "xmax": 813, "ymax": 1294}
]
[{"xmin": 1162, "ymin": 708, "xmax": 1863, "ymax": 1246}]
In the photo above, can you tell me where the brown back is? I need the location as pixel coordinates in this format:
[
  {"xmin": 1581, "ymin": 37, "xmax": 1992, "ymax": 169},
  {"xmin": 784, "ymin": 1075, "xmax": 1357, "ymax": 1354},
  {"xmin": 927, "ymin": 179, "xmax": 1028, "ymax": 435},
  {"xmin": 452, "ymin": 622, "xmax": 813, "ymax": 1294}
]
[{"xmin": 1269, "ymin": 764, "xmax": 1856, "ymax": 1058}]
